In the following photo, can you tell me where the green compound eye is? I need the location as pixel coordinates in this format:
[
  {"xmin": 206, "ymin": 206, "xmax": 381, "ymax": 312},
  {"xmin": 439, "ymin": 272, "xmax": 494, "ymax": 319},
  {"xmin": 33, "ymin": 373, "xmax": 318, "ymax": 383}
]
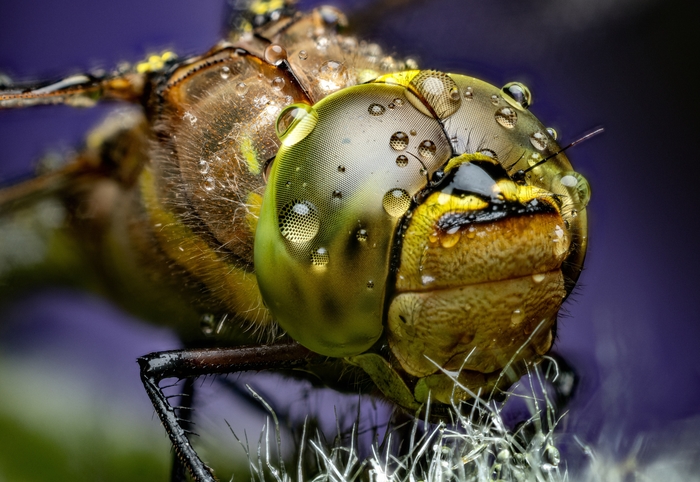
[{"xmin": 255, "ymin": 70, "xmax": 589, "ymax": 367}]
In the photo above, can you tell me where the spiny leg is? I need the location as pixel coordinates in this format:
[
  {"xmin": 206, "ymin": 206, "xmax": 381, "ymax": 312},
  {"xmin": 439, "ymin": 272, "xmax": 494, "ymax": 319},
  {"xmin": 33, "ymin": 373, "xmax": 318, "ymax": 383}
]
[
  {"xmin": 170, "ymin": 377, "xmax": 196, "ymax": 482},
  {"xmin": 138, "ymin": 342, "xmax": 323, "ymax": 482}
]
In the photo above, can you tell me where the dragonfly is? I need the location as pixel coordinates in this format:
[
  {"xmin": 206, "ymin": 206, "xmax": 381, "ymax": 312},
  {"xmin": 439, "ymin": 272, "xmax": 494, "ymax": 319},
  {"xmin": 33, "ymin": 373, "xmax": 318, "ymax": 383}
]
[{"xmin": 0, "ymin": 1, "xmax": 591, "ymax": 480}]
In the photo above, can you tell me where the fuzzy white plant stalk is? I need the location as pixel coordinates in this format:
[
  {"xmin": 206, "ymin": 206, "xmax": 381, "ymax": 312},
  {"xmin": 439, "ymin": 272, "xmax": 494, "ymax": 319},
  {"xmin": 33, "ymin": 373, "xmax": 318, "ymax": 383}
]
[{"xmin": 233, "ymin": 359, "xmax": 567, "ymax": 482}]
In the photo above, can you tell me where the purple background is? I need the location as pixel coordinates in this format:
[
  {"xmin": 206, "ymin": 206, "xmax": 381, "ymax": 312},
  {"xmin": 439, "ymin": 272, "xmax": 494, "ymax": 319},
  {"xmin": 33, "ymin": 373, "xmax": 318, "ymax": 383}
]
[{"xmin": 1, "ymin": 0, "xmax": 699, "ymax": 476}]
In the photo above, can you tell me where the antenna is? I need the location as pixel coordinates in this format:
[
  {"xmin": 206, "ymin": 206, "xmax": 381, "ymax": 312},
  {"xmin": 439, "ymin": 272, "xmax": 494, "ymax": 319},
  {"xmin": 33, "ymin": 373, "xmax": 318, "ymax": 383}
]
[{"xmin": 513, "ymin": 127, "xmax": 604, "ymax": 182}]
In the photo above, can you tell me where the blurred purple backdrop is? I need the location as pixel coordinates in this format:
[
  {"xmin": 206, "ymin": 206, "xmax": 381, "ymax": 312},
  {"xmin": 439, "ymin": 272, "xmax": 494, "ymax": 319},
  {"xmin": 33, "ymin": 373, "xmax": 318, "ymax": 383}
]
[{"xmin": 1, "ymin": 0, "xmax": 699, "ymax": 477}]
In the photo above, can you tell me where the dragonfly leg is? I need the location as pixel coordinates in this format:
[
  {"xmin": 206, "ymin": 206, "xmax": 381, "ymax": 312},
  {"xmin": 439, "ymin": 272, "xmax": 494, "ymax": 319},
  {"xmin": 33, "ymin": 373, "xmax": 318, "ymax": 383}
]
[{"xmin": 138, "ymin": 342, "xmax": 322, "ymax": 482}]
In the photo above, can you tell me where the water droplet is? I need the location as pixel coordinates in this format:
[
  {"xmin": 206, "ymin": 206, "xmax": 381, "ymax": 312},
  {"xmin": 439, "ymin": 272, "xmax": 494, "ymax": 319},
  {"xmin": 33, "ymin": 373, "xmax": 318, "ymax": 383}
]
[
  {"xmin": 389, "ymin": 132, "xmax": 409, "ymax": 151},
  {"xmin": 298, "ymin": 50, "xmax": 308, "ymax": 60},
  {"xmin": 340, "ymin": 37, "xmax": 358, "ymax": 53},
  {"xmin": 318, "ymin": 60, "xmax": 348, "ymax": 88},
  {"xmin": 366, "ymin": 280, "xmax": 375, "ymax": 289},
  {"xmin": 264, "ymin": 44, "xmax": 288, "ymax": 65},
  {"xmin": 368, "ymin": 103, "xmax": 385, "ymax": 116},
  {"xmin": 198, "ymin": 159, "xmax": 210, "ymax": 174},
  {"xmin": 203, "ymin": 177, "xmax": 215, "ymax": 191},
  {"xmin": 439, "ymin": 229, "xmax": 461, "ymax": 248},
  {"xmin": 511, "ymin": 309, "xmax": 525, "ymax": 325},
  {"xmin": 316, "ymin": 36, "xmax": 330, "ymax": 50},
  {"xmin": 271, "ymin": 77, "xmax": 285, "ymax": 90},
  {"xmin": 276, "ymin": 103, "xmax": 318, "ymax": 145},
  {"xmin": 235, "ymin": 82, "xmax": 248, "ymax": 96},
  {"xmin": 395, "ymin": 154, "xmax": 409, "ymax": 167},
  {"xmin": 478, "ymin": 149, "xmax": 498, "ymax": 160},
  {"xmin": 279, "ymin": 200, "xmax": 320, "ymax": 242},
  {"xmin": 409, "ymin": 70, "xmax": 461, "ymax": 118},
  {"xmin": 337, "ymin": 165, "xmax": 346, "ymax": 173},
  {"xmin": 501, "ymin": 82, "xmax": 532, "ymax": 109},
  {"xmin": 532, "ymin": 273, "xmax": 546, "ymax": 283},
  {"xmin": 332, "ymin": 190, "xmax": 342, "ymax": 199},
  {"xmin": 183, "ymin": 112, "xmax": 197, "ymax": 125},
  {"xmin": 490, "ymin": 94, "xmax": 500, "ymax": 105},
  {"xmin": 310, "ymin": 247, "xmax": 330, "ymax": 266},
  {"xmin": 220, "ymin": 66, "xmax": 231, "ymax": 80},
  {"xmin": 200, "ymin": 313, "xmax": 216, "ymax": 336},
  {"xmin": 356, "ymin": 229, "xmax": 368, "ymax": 241},
  {"xmin": 555, "ymin": 171, "xmax": 591, "ymax": 208},
  {"xmin": 530, "ymin": 131, "xmax": 548, "ymax": 151},
  {"xmin": 496, "ymin": 449, "xmax": 511, "ymax": 463},
  {"xmin": 495, "ymin": 106, "xmax": 518, "ymax": 128},
  {"xmin": 544, "ymin": 445, "xmax": 560, "ymax": 466},
  {"xmin": 382, "ymin": 189, "xmax": 411, "ymax": 217},
  {"xmin": 528, "ymin": 153, "xmax": 543, "ymax": 166},
  {"xmin": 418, "ymin": 140, "xmax": 437, "ymax": 158},
  {"xmin": 409, "ymin": 129, "xmax": 417, "ymax": 136},
  {"xmin": 546, "ymin": 127, "xmax": 558, "ymax": 140},
  {"xmin": 387, "ymin": 102, "xmax": 395, "ymax": 109},
  {"xmin": 463, "ymin": 86, "xmax": 474, "ymax": 100},
  {"xmin": 393, "ymin": 98, "xmax": 404, "ymax": 106}
]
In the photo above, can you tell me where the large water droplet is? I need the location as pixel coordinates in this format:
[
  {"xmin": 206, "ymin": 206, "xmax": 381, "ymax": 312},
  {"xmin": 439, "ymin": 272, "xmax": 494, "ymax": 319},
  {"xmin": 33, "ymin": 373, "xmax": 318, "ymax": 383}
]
[
  {"xmin": 382, "ymin": 189, "xmax": 411, "ymax": 217},
  {"xmin": 368, "ymin": 103, "xmax": 385, "ymax": 116},
  {"xmin": 395, "ymin": 154, "xmax": 408, "ymax": 167},
  {"xmin": 418, "ymin": 140, "xmax": 437, "ymax": 158},
  {"xmin": 276, "ymin": 103, "xmax": 318, "ymax": 146},
  {"xmin": 298, "ymin": 50, "xmax": 308, "ymax": 60},
  {"xmin": 495, "ymin": 107, "xmax": 518, "ymax": 128},
  {"xmin": 490, "ymin": 94, "xmax": 500, "ymax": 105},
  {"xmin": 279, "ymin": 200, "xmax": 320, "ymax": 242},
  {"xmin": 220, "ymin": 66, "xmax": 231, "ymax": 80},
  {"xmin": 555, "ymin": 171, "xmax": 591, "ymax": 208},
  {"xmin": 203, "ymin": 177, "xmax": 215, "ymax": 191},
  {"xmin": 501, "ymin": 82, "xmax": 532, "ymax": 109},
  {"xmin": 366, "ymin": 280, "xmax": 375, "ymax": 289},
  {"xmin": 198, "ymin": 159, "xmax": 210, "ymax": 175},
  {"xmin": 356, "ymin": 229, "xmax": 368, "ymax": 241},
  {"xmin": 530, "ymin": 131, "xmax": 548, "ymax": 151},
  {"xmin": 463, "ymin": 86, "xmax": 474, "ymax": 100},
  {"xmin": 389, "ymin": 132, "xmax": 409, "ymax": 151},
  {"xmin": 264, "ymin": 44, "xmax": 288, "ymax": 65},
  {"xmin": 310, "ymin": 247, "xmax": 330, "ymax": 266},
  {"xmin": 546, "ymin": 127, "xmax": 558, "ymax": 140}
]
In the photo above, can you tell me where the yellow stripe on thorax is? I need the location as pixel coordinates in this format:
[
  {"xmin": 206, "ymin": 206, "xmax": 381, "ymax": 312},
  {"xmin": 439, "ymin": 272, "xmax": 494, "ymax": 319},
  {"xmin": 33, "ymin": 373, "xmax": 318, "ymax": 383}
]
[{"xmin": 140, "ymin": 167, "xmax": 271, "ymax": 326}]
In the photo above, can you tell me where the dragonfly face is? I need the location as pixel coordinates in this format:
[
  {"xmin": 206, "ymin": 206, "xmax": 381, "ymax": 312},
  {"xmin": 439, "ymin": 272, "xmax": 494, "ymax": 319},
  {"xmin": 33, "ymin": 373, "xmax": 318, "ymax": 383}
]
[{"xmin": 0, "ymin": 1, "xmax": 591, "ymax": 478}]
